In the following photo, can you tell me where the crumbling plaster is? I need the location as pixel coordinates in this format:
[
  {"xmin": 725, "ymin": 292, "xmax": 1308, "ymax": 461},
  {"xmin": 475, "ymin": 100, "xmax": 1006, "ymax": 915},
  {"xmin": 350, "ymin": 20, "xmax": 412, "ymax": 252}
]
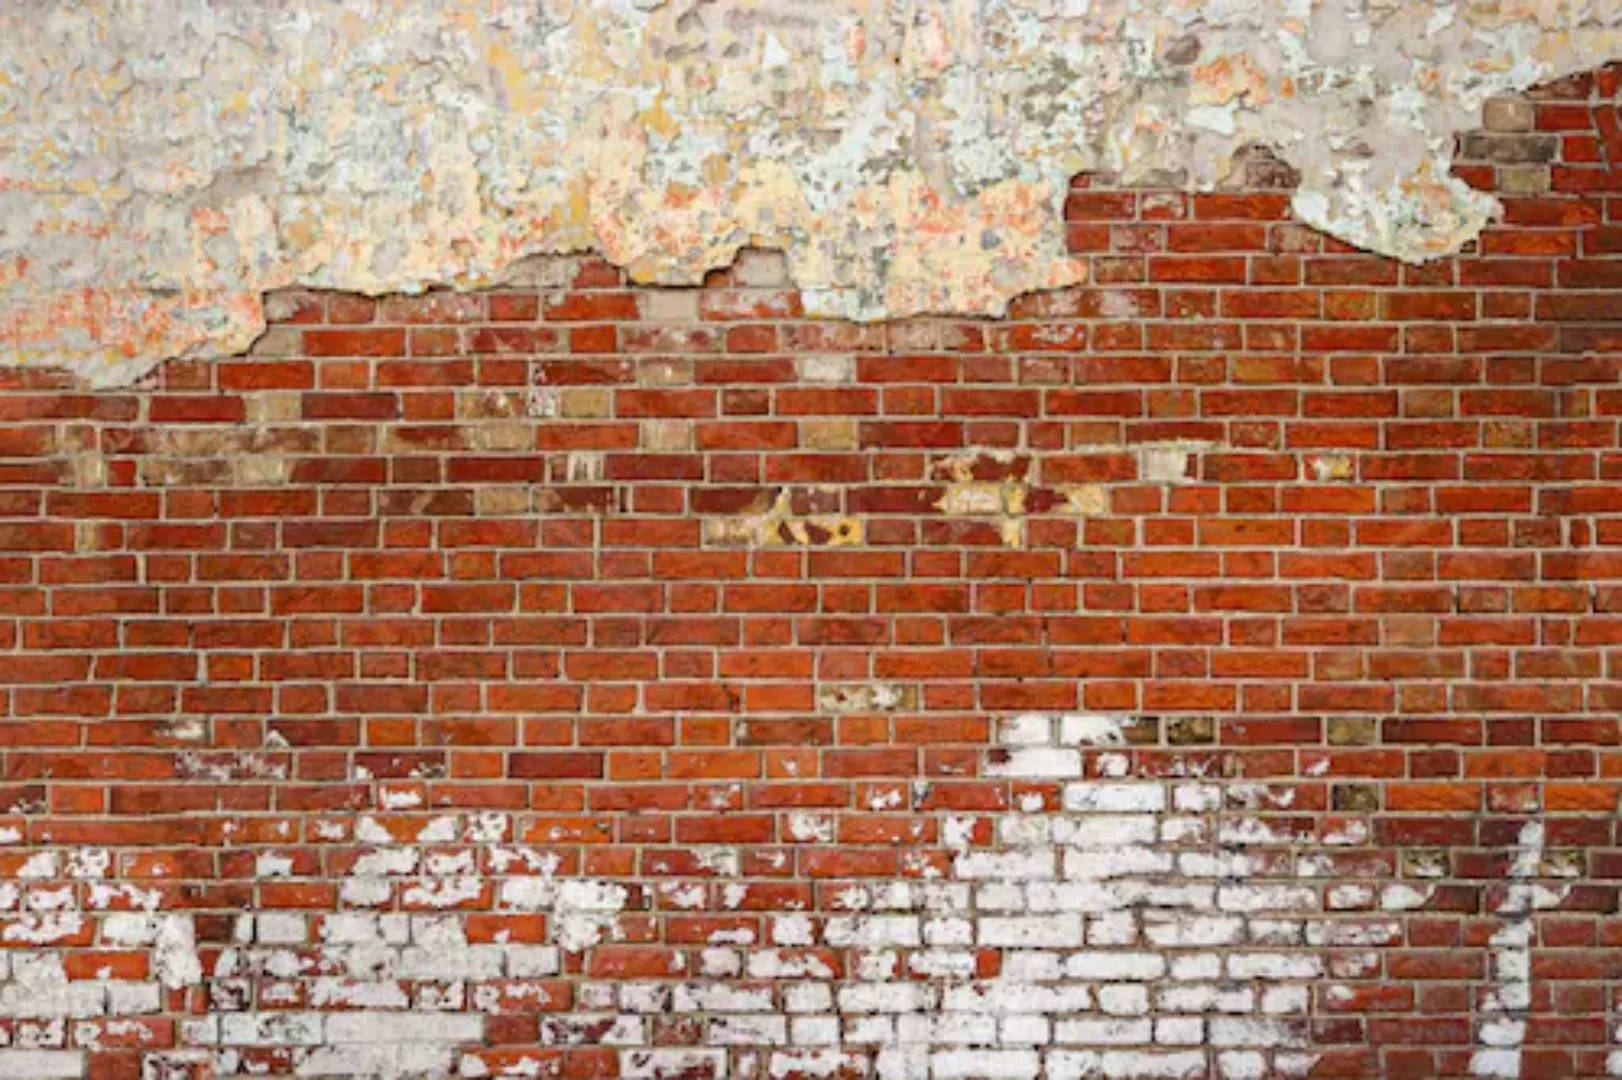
[{"xmin": 2, "ymin": 0, "xmax": 1620, "ymax": 385}]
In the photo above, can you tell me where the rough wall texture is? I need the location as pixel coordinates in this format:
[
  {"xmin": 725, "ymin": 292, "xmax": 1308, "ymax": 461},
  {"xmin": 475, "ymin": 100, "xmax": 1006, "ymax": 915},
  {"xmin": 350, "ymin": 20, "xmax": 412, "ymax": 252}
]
[
  {"xmin": 1, "ymin": 62, "xmax": 1622, "ymax": 1080},
  {"xmin": 5, "ymin": 0, "xmax": 1622, "ymax": 385}
]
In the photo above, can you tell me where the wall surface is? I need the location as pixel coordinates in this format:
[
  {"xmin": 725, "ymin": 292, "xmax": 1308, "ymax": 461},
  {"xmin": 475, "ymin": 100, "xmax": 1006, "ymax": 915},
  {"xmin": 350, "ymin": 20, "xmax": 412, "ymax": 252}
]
[
  {"xmin": 4, "ymin": 0, "xmax": 1622, "ymax": 384},
  {"xmin": 1, "ymin": 57, "xmax": 1622, "ymax": 1080}
]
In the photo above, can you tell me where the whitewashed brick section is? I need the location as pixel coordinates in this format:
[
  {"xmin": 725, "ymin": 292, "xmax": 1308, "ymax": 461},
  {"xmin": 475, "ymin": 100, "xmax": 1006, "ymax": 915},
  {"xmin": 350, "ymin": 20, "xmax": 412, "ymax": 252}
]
[{"xmin": 0, "ymin": 739, "xmax": 1379, "ymax": 1079}]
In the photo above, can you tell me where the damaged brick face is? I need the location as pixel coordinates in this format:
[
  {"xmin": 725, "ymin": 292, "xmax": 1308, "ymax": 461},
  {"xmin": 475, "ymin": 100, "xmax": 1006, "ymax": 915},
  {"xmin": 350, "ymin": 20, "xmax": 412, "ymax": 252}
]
[
  {"xmin": 2, "ymin": 67, "xmax": 1622, "ymax": 1080},
  {"xmin": 5, "ymin": 1, "xmax": 1622, "ymax": 384}
]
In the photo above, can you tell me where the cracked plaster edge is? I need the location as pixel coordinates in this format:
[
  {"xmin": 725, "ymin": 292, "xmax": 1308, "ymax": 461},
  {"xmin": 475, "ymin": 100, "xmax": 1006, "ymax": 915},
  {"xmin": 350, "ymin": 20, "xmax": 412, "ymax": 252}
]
[{"xmin": 17, "ymin": 51, "xmax": 1622, "ymax": 392}]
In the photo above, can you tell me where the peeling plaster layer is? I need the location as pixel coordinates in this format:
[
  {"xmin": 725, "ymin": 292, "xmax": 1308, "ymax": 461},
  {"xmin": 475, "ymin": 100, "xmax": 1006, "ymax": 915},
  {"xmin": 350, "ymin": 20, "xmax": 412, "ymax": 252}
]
[{"xmin": 3, "ymin": 1, "xmax": 1622, "ymax": 384}]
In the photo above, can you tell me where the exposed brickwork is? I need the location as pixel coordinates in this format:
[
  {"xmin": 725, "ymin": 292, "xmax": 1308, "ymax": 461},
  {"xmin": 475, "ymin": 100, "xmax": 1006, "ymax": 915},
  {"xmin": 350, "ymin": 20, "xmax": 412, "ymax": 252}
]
[{"xmin": 0, "ymin": 68, "xmax": 1620, "ymax": 1080}]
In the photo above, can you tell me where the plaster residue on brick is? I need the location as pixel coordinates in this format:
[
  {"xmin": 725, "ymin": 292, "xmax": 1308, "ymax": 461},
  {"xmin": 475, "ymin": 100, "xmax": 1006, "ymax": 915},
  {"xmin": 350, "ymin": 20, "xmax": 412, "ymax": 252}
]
[{"xmin": 4, "ymin": 2, "xmax": 1622, "ymax": 385}]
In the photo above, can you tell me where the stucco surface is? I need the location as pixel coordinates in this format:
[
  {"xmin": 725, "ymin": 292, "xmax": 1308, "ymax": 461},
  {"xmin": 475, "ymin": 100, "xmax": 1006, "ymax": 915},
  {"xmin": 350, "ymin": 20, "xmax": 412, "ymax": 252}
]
[{"xmin": 2, "ymin": 0, "xmax": 1619, "ymax": 385}]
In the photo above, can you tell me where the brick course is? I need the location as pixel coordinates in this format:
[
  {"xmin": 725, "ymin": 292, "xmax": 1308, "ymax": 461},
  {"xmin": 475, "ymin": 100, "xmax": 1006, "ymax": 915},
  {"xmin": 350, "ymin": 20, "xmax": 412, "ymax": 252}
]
[{"xmin": 0, "ymin": 67, "xmax": 1620, "ymax": 1080}]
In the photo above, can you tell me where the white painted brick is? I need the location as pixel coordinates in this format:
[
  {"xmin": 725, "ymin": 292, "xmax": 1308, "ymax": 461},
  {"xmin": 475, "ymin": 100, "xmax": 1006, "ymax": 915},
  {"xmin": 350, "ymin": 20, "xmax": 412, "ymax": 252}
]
[
  {"xmin": 746, "ymin": 950, "xmax": 833, "ymax": 980},
  {"xmin": 1218, "ymin": 818, "xmax": 1308, "ymax": 846},
  {"xmin": 504, "ymin": 946, "xmax": 560, "ymax": 977},
  {"xmin": 896, "ymin": 1013, "xmax": 997, "ymax": 1045},
  {"xmin": 325, "ymin": 1011, "xmax": 482, "ymax": 1043},
  {"xmin": 844, "ymin": 1016, "xmax": 896, "ymax": 1043},
  {"xmin": 986, "ymin": 748, "xmax": 1081, "ymax": 778},
  {"xmin": 1053, "ymin": 1018, "xmax": 1152, "ymax": 1045},
  {"xmin": 1159, "ymin": 985, "xmax": 1255, "ymax": 1014},
  {"xmin": 1053, "ymin": 816, "xmax": 1157, "ymax": 847},
  {"xmin": 1101, "ymin": 1050, "xmax": 1208, "ymax": 1078},
  {"xmin": 396, "ymin": 944, "xmax": 504, "ymax": 980},
  {"xmin": 823, "ymin": 915, "xmax": 920, "ymax": 948},
  {"xmin": 917, "ymin": 883, "xmax": 970, "ymax": 911},
  {"xmin": 0, "ymin": 973, "xmax": 103, "ymax": 1020},
  {"xmin": 1062, "ymin": 847, "xmax": 1173, "ymax": 880},
  {"xmin": 1046, "ymin": 1050, "xmax": 1103, "ymax": 1080},
  {"xmin": 102, "ymin": 912, "xmax": 157, "ymax": 945},
  {"xmin": 1094, "ymin": 753, "xmax": 1131, "ymax": 778},
  {"xmin": 997, "ymin": 713, "xmax": 1054, "ymax": 746},
  {"xmin": 1121, "ymin": 882, "xmax": 1215, "ymax": 909},
  {"xmin": 618, "ymin": 984, "xmax": 672, "ymax": 1014},
  {"xmin": 1061, "ymin": 951, "xmax": 1165, "ymax": 981},
  {"xmin": 791, "ymin": 1015, "xmax": 839, "ymax": 1045},
  {"xmin": 1159, "ymin": 817, "xmax": 1208, "ymax": 843},
  {"xmin": 1251, "ymin": 920, "xmax": 1304, "ymax": 946},
  {"xmin": 1177, "ymin": 852, "xmax": 1263, "ymax": 878},
  {"xmin": 1028, "ymin": 881, "xmax": 1122, "ymax": 913},
  {"xmin": 875, "ymin": 1046, "xmax": 928, "ymax": 1079},
  {"xmin": 943, "ymin": 982, "xmax": 1091, "ymax": 1016},
  {"xmin": 709, "ymin": 1015, "xmax": 785, "ymax": 1045},
  {"xmin": 996, "ymin": 815, "xmax": 1051, "ymax": 846},
  {"xmin": 673, "ymin": 984, "xmax": 772, "ymax": 1013},
  {"xmin": 1228, "ymin": 953, "xmax": 1322, "ymax": 980},
  {"xmin": 1379, "ymin": 883, "xmax": 1436, "ymax": 912},
  {"xmin": 1210, "ymin": 1017, "xmax": 1301, "ymax": 1047},
  {"xmin": 1261, "ymin": 986, "xmax": 1311, "ymax": 1015},
  {"xmin": 1063, "ymin": 783, "xmax": 1165, "ymax": 813},
  {"xmin": 297, "ymin": 1044, "xmax": 454, "ymax": 1078},
  {"xmin": 772, "ymin": 1050, "xmax": 863, "ymax": 1076},
  {"xmin": 1098, "ymin": 985, "xmax": 1151, "ymax": 1016},
  {"xmin": 105, "ymin": 981, "xmax": 160, "ymax": 1015},
  {"xmin": 1088, "ymin": 911, "xmax": 1139, "ymax": 946},
  {"xmin": 574, "ymin": 983, "xmax": 616, "ymax": 1010},
  {"xmin": 784, "ymin": 982, "xmax": 832, "ymax": 1013},
  {"xmin": 221, "ymin": 1012, "xmax": 324, "ymax": 1046},
  {"xmin": 1169, "ymin": 954, "xmax": 1222, "ymax": 981},
  {"xmin": 407, "ymin": 1045, "xmax": 466, "ymax": 1073},
  {"xmin": 1306, "ymin": 919, "xmax": 1400, "ymax": 947},
  {"xmin": 311, "ymin": 979, "xmax": 409, "ymax": 1010},
  {"xmin": 620, "ymin": 1050, "xmax": 727, "ymax": 1078},
  {"xmin": 1217, "ymin": 884, "xmax": 1317, "ymax": 913},
  {"xmin": 541, "ymin": 1014, "xmax": 641, "ymax": 1045},
  {"xmin": 769, "ymin": 914, "xmax": 814, "ymax": 947},
  {"xmin": 955, "ymin": 850, "xmax": 1054, "ymax": 881},
  {"xmin": 181, "ymin": 1016, "xmax": 219, "ymax": 1045},
  {"xmin": 930, "ymin": 1049, "xmax": 1040, "ymax": 1078},
  {"xmin": 256, "ymin": 913, "xmax": 307, "ymax": 944},
  {"xmin": 1328, "ymin": 883, "xmax": 1374, "ymax": 909},
  {"xmin": 857, "ymin": 953, "xmax": 898, "ymax": 982},
  {"xmin": 908, "ymin": 950, "xmax": 976, "ymax": 979},
  {"xmin": 1000, "ymin": 1014, "xmax": 1051, "ymax": 1045},
  {"xmin": 1154, "ymin": 1017, "xmax": 1206, "ymax": 1045},
  {"xmin": 1218, "ymin": 1051, "xmax": 1268, "ymax": 1079},
  {"xmin": 922, "ymin": 916, "xmax": 973, "ymax": 946},
  {"xmin": 321, "ymin": 913, "xmax": 384, "ymax": 944},
  {"xmin": 1172, "ymin": 783, "xmax": 1222, "ymax": 811},
  {"xmin": 0, "ymin": 1051, "xmax": 81, "ymax": 1078},
  {"xmin": 1144, "ymin": 913, "xmax": 1243, "ymax": 947},
  {"xmin": 976, "ymin": 882, "xmax": 1027, "ymax": 911},
  {"xmin": 979, "ymin": 914, "xmax": 1083, "ymax": 948},
  {"xmin": 1000, "ymin": 952, "xmax": 1061, "ymax": 981},
  {"xmin": 838, "ymin": 983, "xmax": 935, "ymax": 1014},
  {"xmin": 1058, "ymin": 713, "xmax": 1129, "ymax": 746}
]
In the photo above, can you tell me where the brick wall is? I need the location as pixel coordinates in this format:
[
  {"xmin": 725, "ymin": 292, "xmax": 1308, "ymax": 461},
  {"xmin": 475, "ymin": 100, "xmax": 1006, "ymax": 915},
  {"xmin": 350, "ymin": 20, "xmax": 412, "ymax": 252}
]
[{"xmin": 0, "ymin": 67, "xmax": 1620, "ymax": 1080}]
